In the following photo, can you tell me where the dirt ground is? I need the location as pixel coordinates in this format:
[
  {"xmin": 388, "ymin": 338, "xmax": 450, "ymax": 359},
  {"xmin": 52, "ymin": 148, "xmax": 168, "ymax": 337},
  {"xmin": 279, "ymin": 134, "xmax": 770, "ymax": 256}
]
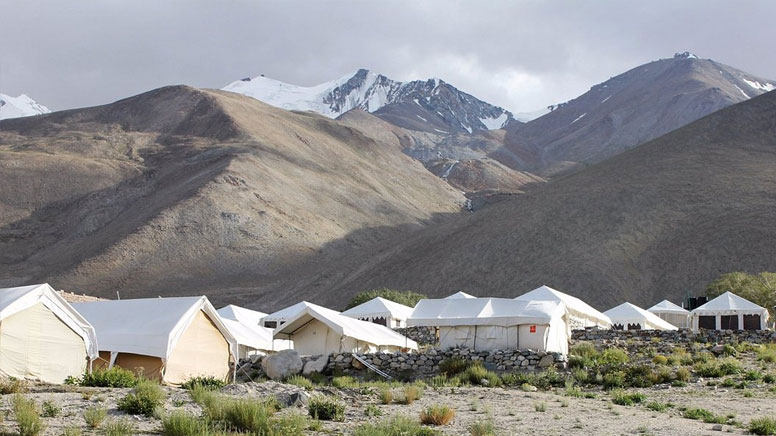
[{"xmin": 1, "ymin": 377, "xmax": 773, "ymax": 436}]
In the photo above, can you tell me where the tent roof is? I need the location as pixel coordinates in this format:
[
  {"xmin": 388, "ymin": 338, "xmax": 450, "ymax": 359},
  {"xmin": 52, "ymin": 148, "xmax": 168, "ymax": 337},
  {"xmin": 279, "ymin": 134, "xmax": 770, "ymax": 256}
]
[
  {"xmin": 604, "ymin": 302, "xmax": 678, "ymax": 331},
  {"xmin": 648, "ymin": 300, "xmax": 689, "ymax": 314},
  {"xmin": 218, "ymin": 305, "xmax": 267, "ymax": 327},
  {"xmin": 444, "ymin": 291, "xmax": 476, "ymax": 299},
  {"xmin": 73, "ymin": 296, "xmax": 237, "ymax": 360},
  {"xmin": 273, "ymin": 303, "xmax": 417, "ymax": 350},
  {"xmin": 408, "ymin": 297, "xmax": 567, "ymax": 327},
  {"xmin": 0, "ymin": 283, "xmax": 99, "ymax": 359},
  {"xmin": 341, "ymin": 297, "xmax": 414, "ymax": 320},
  {"xmin": 514, "ymin": 285, "xmax": 611, "ymax": 327},
  {"xmin": 691, "ymin": 292, "xmax": 769, "ymax": 318},
  {"xmin": 217, "ymin": 304, "xmax": 273, "ymax": 350},
  {"xmin": 263, "ymin": 301, "xmax": 320, "ymax": 323}
]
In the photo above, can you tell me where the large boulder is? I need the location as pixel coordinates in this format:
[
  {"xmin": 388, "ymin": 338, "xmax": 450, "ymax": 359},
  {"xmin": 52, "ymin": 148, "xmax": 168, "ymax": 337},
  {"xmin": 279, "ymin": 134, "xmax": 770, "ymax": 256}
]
[
  {"xmin": 303, "ymin": 355, "xmax": 329, "ymax": 376},
  {"xmin": 262, "ymin": 350, "xmax": 303, "ymax": 380}
]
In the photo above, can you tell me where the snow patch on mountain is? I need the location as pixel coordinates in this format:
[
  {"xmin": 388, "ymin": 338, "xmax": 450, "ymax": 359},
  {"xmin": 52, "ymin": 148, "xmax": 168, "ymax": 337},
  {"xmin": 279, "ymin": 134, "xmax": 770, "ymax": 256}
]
[
  {"xmin": 742, "ymin": 78, "xmax": 775, "ymax": 92},
  {"xmin": 0, "ymin": 93, "xmax": 50, "ymax": 120},
  {"xmin": 223, "ymin": 69, "xmax": 514, "ymax": 133}
]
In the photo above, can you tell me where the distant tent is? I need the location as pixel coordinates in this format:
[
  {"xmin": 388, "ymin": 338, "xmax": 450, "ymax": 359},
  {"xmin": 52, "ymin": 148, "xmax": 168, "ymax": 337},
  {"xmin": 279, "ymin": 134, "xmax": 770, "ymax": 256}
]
[
  {"xmin": 261, "ymin": 301, "xmax": 319, "ymax": 329},
  {"xmin": 217, "ymin": 305, "xmax": 291, "ymax": 355},
  {"xmin": 647, "ymin": 300, "xmax": 690, "ymax": 329},
  {"xmin": 514, "ymin": 285, "xmax": 611, "ymax": 329},
  {"xmin": 690, "ymin": 292, "xmax": 769, "ymax": 331},
  {"xmin": 408, "ymin": 297, "xmax": 569, "ymax": 354},
  {"xmin": 273, "ymin": 303, "xmax": 418, "ymax": 356},
  {"xmin": 74, "ymin": 296, "xmax": 237, "ymax": 385},
  {"xmin": 0, "ymin": 284, "xmax": 98, "ymax": 384},
  {"xmin": 604, "ymin": 303, "xmax": 678, "ymax": 331},
  {"xmin": 342, "ymin": 297, "xmax": 414, "ymax": 328},
  {"xmin": 444, "ymin": 291, "xmax": 476, "ymax": 299}
]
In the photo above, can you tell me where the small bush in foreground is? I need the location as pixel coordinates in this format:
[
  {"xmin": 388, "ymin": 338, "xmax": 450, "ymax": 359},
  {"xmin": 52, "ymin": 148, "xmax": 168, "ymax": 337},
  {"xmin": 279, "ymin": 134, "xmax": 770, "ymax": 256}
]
[
  {"xmin": 41, "ymin": 399, "xmax": 60, "ymax": 417},
  {"xmin": 610, "ymin": 389, "xmax": 646, "ymax": 406},
  {"xmin": 365, "ymin": 404, "xmax": 383, "ymax": 417},
  {"xmin": 420, "ymin": 404, "xmax": 455, "ymax": 426},
  {"xmin": 180, "ymin": 376, "xmax": 225, "ymax": 391},
  {"xmin": 62, "ymin": 426, "xmax": 81, "ymax": 436},
  {"xmin": 102, "ymin": 419, "xmax": 136, "ymax": 436},
  {"xmin": 80, "ymin": 367, "xmax": 137, "ymax": 388},
  {"xmin": 161, "ymin": 411, "xmax": 209, "ymax": 436},
  {"xmin": 750, "ymin": 417, "xmax": 776, "ymax": 435},
  {"xmin": 460, "ymin": 364, "xmax": 501, "ymax": 387},
  {"xmin": 332, "ymin": 376, "xmax": 359, "ymax": 389},
  {"xmin": 12, "ymin": 395, "xmax": 44, "ymax": 436},
  {"xmin": 758, "ymin": 344, "xmax": 776, "ymax": 363},
  {"xmin": 439, "ymin": 358, "xmax": 472, "ymax": 376},
  {"xmin": 83, "ymin": 406, "xmax": 107, "ymax": 429},
  {"xmin": 377, "ymin": 386, "xmax": 393, "ymax": 404},
  {"xmin": 645, "ymin": 401, "xmax": 672, "ymax": 412},
  {"xmin": 469, "ymin": 418, "xmax": 496, "ymax": 436},
  {"xmin": 683, "ymin": 408, "xmax": 726, "ymax": 424},
  {"xmin": 308, "ymin": 395, "xmax": 345, "ymax": 421},
  {"xmin": 534, "ymin": 401, "xmax": 547, "ymax": 412},
  {"xmin": 353, "ymin": 416, "xmax": 438, "ymax": 436},
  {"xmin": 652, "ymin": 355, "xmax": 668, "ymax": 365},
  {"xmin": 117, "ymin": 379, "xmax": 166, "ymax": 416},
  {"xmin": 397, "ymin": 385, "xmax": 422, "ymax": 405},
  {"xmin": 285, "ymin": 375, "xmax": 314, "ymax": 390},
  {"xmin": 0, "ymin": 377, "xmax": 28, "ymax": 394}
]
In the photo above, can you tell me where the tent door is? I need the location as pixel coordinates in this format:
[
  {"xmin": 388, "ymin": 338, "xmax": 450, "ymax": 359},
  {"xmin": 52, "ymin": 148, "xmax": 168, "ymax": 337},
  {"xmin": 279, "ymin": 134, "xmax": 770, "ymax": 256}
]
[
  {"xmin": 743, "ymin": 315, "xmax": 761, "ymax": 331},
  {"xmin": 698, "ymin": 316, "xmax": 715, "ymax": 330},
  {"xmin": 720, "ymin": 315, "xmax": 738, "ymax": 330}
]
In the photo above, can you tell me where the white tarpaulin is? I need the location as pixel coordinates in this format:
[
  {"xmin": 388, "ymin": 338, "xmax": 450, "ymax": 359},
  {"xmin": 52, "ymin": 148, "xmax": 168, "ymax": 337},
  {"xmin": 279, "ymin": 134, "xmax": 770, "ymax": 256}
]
[
  {"xmin": 0, "ymin": 283, "xmax": 98, "ymax": 384},
  {"xmin": 217, "ymin": 305, "xmax": 290, "ymax": 355},
  {"xmin": 73, "ymin": 296, "xmax": 237, "ymax": 385},
  {"xmin": 604, "ymin": 302, "xmax": 678, "ymax": 331},
  {"xmin": 342, "ymin": 297, "xmax": 414, "ymax": 328},
  {"xmin": 514, "ymin": 285, "xmax": 611, "ymax": 329},
  {"xmin": 262, "ymin": 301, "xmax": 318, "ymax": 328},
  {"xmin": 647, "ymin": 300, "xmax": 690, "ymax": 329},
  {"xmin": 273, "ymin": 303, "xmax": 417, "ymax": 355},
  {"xmin": 408, "ymin": 298, "xmax": 569, "ymax": 353},
  {"xmin": 444, "ymin": 291, "xmax": 476, "ymax": 299},
  {"xmin": 690, "ymin": 292, "xmax": 769, "ymax": 331}
]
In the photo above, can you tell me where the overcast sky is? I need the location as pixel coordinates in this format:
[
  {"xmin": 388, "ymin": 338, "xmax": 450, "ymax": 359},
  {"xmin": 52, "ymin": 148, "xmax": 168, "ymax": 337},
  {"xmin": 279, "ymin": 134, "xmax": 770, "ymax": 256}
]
[{"xmin": 2, "ymin": 0, "xmax": 775, "ymax": 113}]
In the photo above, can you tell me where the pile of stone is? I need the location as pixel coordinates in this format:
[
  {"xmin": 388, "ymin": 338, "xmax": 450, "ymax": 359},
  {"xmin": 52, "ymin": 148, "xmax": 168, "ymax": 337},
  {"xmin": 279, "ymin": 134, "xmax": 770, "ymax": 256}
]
[{"xmin": 572, "ymin": 328, "xmax": 776, "ymax": 346}]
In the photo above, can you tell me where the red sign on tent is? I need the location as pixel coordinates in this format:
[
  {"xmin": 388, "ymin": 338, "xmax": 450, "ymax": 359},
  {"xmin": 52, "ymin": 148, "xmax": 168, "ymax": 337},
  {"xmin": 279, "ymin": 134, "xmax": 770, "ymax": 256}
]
[{"xmin": 530, "ymin": 325, "xmax": 536, "ymax": 333}]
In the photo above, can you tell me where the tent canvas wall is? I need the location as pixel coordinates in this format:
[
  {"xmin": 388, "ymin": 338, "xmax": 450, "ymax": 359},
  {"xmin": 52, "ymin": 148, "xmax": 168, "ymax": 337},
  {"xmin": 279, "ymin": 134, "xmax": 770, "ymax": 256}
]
[
  {"xmin": 0, "ymin": 284, "xmax": 98, "ymax": 384},
  {"xmin": 604, "ymin": 303, "xmax": 678, "ymax": 331},
  {"xmin": 408, "ymin": 298, "xmax": 569, "ymax": 354},
  {"xmin": 444, "ymin": 291, "xmax": 476, "ymax": 299},
  {"xmin": 273, "ymin": 303, "xmax": 418, "ymax": 356},
  {"xmin": 690, "ymin": 292, "xmax": 769, "ymax": 331},
  {"xmin": 74, "ymin": 296, "xmax": 236, "ymax": 385},
  {"xmin": 514, "ymin": 285, "xmax": 611, "ymax": 329},
  {"xmin": 341, "ymin": 297, "xmax": 414, "ymax": 328},
  {"xmin": 261, "ymin": 301, "xmax": 317, "ymax": 329},
  {"xmin": 647, "ymin": 300, "xmax": 690, "ymax": 329}
]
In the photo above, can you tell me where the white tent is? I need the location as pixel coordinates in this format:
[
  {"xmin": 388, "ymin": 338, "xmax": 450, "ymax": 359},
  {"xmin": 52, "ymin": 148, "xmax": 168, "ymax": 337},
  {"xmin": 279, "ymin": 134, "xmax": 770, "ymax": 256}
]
[
  {"xmin": 647, "ymin": 300, "xmax": 691, "ymax": 329},
  {"xmin": 273, "ymin": 303, "xmax": 418, "ymax": 356},
  {"xmin": 444, "ymin": 291, "xmax": 476, "ymax": 299},
  {"xmin": 408, "ymin": 298, "xmax": 569, "ymax": 354},
  {"xmin": 514, "ymin": 285, "xmax": 611, "ymax": 329},
  {"xmin": 261, "ymin": 301, "xmax": 319, "ymax": 328},
  {"xmin": 73, "ymin": 296, "xmax": 237, "ymax": 385},
  {"xmin": 690, "ymin": 292, "xmax": 769, "ymax": 331},
  {"xmin": 217, "ymin": 305, "xmax": 290, "ymax": 356},
  {"xmin": 0, "ymin": 284, "xmax": 98, "ymax": 384},
  {"xmin": 604, "ymin": 303, "xmax": 678, "ymax": 331},
  {"xmin": 342, "ymin": 297, "xmax": 414, "ymax": 328}
]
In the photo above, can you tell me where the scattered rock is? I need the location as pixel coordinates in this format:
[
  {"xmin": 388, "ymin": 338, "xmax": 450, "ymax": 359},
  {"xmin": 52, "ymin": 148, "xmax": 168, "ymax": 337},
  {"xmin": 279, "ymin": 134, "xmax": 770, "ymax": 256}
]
[
  {"xmin": 303, "ymin": 355, "xmax": 329, "ymax": 376},
  {"xmin": 276, "ymin": 391, "xmax": 309, "ymax": 408},
  {"xmin": 261, "ymin": 350, "xmax": 303, "ymax": 380},
  {"xmin": 711, "ymin": 424, "xmax": 723, "ymax": 431}
]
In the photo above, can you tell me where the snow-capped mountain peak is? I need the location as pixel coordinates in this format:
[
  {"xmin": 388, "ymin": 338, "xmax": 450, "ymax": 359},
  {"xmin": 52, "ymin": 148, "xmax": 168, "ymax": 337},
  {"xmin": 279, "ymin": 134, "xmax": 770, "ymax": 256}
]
[
  {"xmin": 0, "ymin": 93, "xmax": 51, "ymax": 120},
  {"xmin": 222, "ymin": 69, "xmax": 514, "ymax": 133}
]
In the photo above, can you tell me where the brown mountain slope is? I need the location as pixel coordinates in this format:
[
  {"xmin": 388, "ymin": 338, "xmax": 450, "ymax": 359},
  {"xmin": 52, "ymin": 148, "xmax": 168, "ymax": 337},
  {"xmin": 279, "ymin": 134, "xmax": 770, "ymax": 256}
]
[
  {"xmin": 0, "ymin": 86, "xmax": 465, "ymax": 306},
  {"xmin": 507, "ymin": 53, "xmax": 776, "ymax": 174},
  {"xmin": 290, "ymin": 90, "xmax": 776, "ymax": 311}
]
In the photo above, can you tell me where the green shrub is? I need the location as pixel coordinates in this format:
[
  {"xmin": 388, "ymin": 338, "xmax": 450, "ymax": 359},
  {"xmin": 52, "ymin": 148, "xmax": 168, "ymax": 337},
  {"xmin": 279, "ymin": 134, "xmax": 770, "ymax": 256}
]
[
  {"xmin": 764, "ymin": 374, "xmax": 776, "ymax": 384},
  {"xmin": 180, "ymin": 376, "xmax": 225, "ymax": 391},
  {"xmin": 683, "ymin": 408, "xmax": 726, "ymax": 424},
  {"xmin": 41, "ymin": 399, "xmax": 60, "ymax": 417},
  {"xmin": 0, "ymin": 377, "xmax": 28, "ymax": 394},
  {"xmin": 469, "ymin": 418, "xmax": 496, "ymax": 436},
  {"xmin": 460, "ymin": 364, "xmax": 501, "ymax": 387},
  {"xmin": 62, "ymin": 426, "xmax": 82, "ymax": 436},
  {"xmin": 694, "ymin": 358, "xmax": 741, "ymax": 378},
  {"xmin": 625, "ymin": 365, "xmax": 655, "ymax": 388},
  {"xmin": 308, "ymin": 395, "xmax": 345, "ymax": 421},
  {"xmin": 285, "ymin": 375, "xmax": 314, "ymax": 390},
  {"xmin": 365, "ymin": 404, "xmax": 383, "ymax": 417},
  {"xmin": 667, "ymin": 349, "xmax": 694, "ymax": 366},
  {"xmin": 499, "ymin": 372, "xmax": 530, "ymax": 387},
  {"xmin": 420, "ymin": 404, "xmax": 455, "ymax": 426},
  {"xmin": 645, "ymin": 401, "xmax": 672, "ymax": 412},
  {"xmin": 722, "ymin": 344, "xmax": 738, "ymax": 357},
  {"xmin": 102, "ymin": 419, "xmax": 136, "ymax": 436},
  {"xmin": 745, "ymin": 370, "xmax": 764, "ymax": 381},
  {"xmin": 439, "ymin": 358, "xmax": 473, "ymax": 376},
  {"xmin": 12, "ymin": 395, "xmax": 44, "ymax": 436},
  {"xmin": 377, "ymin": 386, "xmax": 393, "ymax": 404},
  {"xmin": 222, "ymin": 398, "xmax": 274, "ymax": 432},
  {"xmin": 117, "ymin": 379, "xmax": 166, "ymax": 416},
  {"xmin": 750, "ymin": 417, "xmax": 776, "ymax": 435},
  {"xmin": 81, "ymin": 367, "xmax": 137, "ymax": 388},
  {"xmin": 534, "ymin": 401, "xmax": 547, "ymax": 412},
  {"xmin": 675, "ymin": 367, "xmax": 691, "ymax": 382},
  {"xmin": 610, "ymin": 389, "xmax": 646, "ymax": 406},
  {"xmin": 83, "ymin": 406, "xmax": 107, "ymax": 429},
  {"xmin": 353, "ymin": 416, "xmax": 438, "ymax": 436},
  {"xmin": 530, "ymin": 367, "xmax": 568, "ymax": 389},
  {"xmin": 600, "ymin": 348, "xmax": 629, "ymax": 365},
  {"xmin": 652, "ymin": 355, "xmax": 668, "ymax": 365},
  {"xmin": 758, "ymin": 344, "xmax": 776, "ymax": 363},
  {"xmin": 161, "ymin": 411, "xmax": 209, "ymax": 436},
  {"xmin": 721, "ymin": 377, "xmax": 737, "ymax": 388},
  {"xmin": 332, "ymin": 376, "xmax": 359, "ymax": 389},
  {"xmin": 602, "ymin": 370, "xmax": 626, "ymax": 389},
  {"xmin": 571, "ymin": 368, "xmax": 589, "ymax": 384},
  {"xmin": 397, "ymin": 385, "xmax": 423, "ymax": 404}
]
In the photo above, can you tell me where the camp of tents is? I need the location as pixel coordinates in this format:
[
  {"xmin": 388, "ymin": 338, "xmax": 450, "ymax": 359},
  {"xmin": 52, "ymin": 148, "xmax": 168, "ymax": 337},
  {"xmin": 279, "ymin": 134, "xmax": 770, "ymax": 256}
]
[{"xmin": 0, "ymin": 282, "xmax": 771, "ymax": 386}]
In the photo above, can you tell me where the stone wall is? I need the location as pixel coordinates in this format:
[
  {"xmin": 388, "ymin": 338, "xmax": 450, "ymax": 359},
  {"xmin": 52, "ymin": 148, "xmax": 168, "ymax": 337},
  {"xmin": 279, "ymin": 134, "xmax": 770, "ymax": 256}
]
[
  {"xmin": 571, "ymin": 328, "xmax": 776, "ymax": 345},
  {"xmin": 394, "ymin": 326, "xmax": 436, "ymax": 346}
]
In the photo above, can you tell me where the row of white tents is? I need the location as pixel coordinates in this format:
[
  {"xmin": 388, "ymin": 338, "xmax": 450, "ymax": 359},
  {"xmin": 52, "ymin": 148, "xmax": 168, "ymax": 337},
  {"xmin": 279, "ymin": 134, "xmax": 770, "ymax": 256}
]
[{"xmin": 0, "ymin": 282, "xmax": 769, "ymax": 386}]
